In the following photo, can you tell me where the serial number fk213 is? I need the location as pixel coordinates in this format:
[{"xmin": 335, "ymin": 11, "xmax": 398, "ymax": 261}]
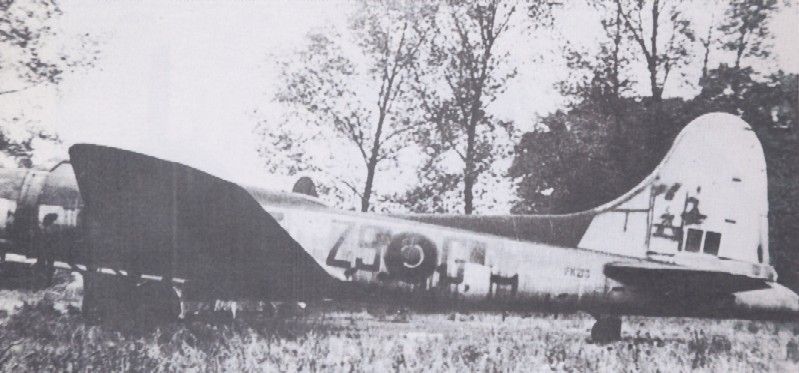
[{"xmin": 564, "ymin": 266, "xmax": 590, "ymax": 279}]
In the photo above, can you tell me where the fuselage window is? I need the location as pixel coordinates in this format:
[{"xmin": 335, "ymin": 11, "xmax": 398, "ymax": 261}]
[
  {"xmin": 703, "ymin": 231, "xmax": 721, "ymax": 255},
  {"xmin": 684, "ymin": 228, "xmax": 703, "ymax": 252},
  {"xmin": 443, "ymin": 238, "xmax": 486, "ymax": 265}
]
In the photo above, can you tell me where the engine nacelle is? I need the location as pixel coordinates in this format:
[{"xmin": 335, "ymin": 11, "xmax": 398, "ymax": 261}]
[{"xmin": 0, "ymin": 162, "xmax": 83, "ymax": 258}]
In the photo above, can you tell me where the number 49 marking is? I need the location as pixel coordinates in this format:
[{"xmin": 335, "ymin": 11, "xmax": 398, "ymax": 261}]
[{"xmin": 325, "ymin": 221, "xmax": 383, "ymax": 275}]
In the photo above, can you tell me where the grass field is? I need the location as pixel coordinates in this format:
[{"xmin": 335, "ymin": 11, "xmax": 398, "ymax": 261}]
[{"xmin": 0, "ymin": 273, "xmax": 797, "ymax": 372}]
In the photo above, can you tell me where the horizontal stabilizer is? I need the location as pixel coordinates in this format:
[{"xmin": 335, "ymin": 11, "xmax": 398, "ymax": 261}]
[
  {"xmin": 69, "ymin": 144, "xmax": 332, "ymax": 300},
  {"xmin": 605, "ymin": 261, "xmax": 769, "ymax": 294}
]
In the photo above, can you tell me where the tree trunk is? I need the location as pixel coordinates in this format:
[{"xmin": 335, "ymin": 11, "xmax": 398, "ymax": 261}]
[
  {"xmin": 463, "ymin": 172, "xmax": 474, "ymax": 215},
  {"xmin": 649, "ymin": 0, "xmax": 661, "ymax": 101},
  {"xmin": 734, "ymin": 15, "xmax": 749, "ymax": 69},
  {"xmin": 361, "ymin": 109, "xmax": 386, "ymax": 212},
  {"xmin": 361, "ymin": 68, "xmax": 394, "ymax": 212},
  {"xmin": 648, "ymin": 58, "xmax": 661, "ymax": 101},
  {"xmin": 611, "ymin": 3, "xmax": 622, "ymax": 98},
  {"xmin": 361, "ymin": 158, "xmax": 378, "ymax": 212},
  {"xmin": 734, "ymin": 33, "xmax": 746, "ymax": 69},
  {"xmin": 701, "ymin": 23, "xmax": 713, "ymax": 82},
  {"xmin": 701, "ymin": 45, "xmax": 711, "ymax": 81},
  {"xmin": 463, "ymin": 123, "xmax": 476, "ymax": 215}
]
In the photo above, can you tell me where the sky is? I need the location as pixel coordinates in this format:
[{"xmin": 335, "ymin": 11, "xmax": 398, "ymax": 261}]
[
  {"xmin": 53, "ymin": 0, "xmax": 347, "ymax": 190},
  {"xmin": 1, "ymin": 0, "xmax": 797, "ymax": 206}
]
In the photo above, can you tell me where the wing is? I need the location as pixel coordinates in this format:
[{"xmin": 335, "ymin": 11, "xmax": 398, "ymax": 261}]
[
  {"xmin": 604, "ymin": 261, "xmax": 770, "ymax": 294},
  {"xmin": 69, "ymin": 144, "xmax": 334, "ymax": 301}
]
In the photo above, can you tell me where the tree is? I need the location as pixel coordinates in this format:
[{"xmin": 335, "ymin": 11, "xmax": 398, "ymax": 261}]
[
  {"xmin": 615, "ymin": 0, "xmax": 696, "ymax": 101},
  {"xmin": 388, "ymin": 158, "xmax": 463, "ymax": 213},
  {"xmin": 1, "ymin": 0, "xmax": 96, "ymax": 95},
  {"xmin": 560, "ymin": 0, "xmax": 636, "ymax": 100},
  {"xmin": 510, "ymin": 96, "xmax": 687, "ymax": 214},
  {"xmin": 0, "ymin": 116, "xmax": 57, "ymax": 167},
  {"xmin": 1, "ymin": 0, "xmax": 98, "ymax": 164},
  {"xmin": 523, "ymin": 0, "xmax": 649, "ymax": 215},
  {"xmin": 698, "ymin": 8, "xmax": 715, "ymax": 82},
  {"xmin": 717, "ymin": 0, "xmax": 778, "ymax": 69},
  {"xmin": 268, "ymin": 1, "xmax": 436, "ymax": 211},
  {"xmin": 412, "ymin": 0, "xmax": 552, "ymax": 215}
]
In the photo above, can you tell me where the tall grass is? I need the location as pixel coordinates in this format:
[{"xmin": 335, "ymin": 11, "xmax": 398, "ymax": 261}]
[{"xmin": 0, "ymin": 278, "xmax": 797, "ymax": 372}]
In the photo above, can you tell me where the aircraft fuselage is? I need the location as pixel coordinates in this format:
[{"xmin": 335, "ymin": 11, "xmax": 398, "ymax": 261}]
[
  {"xmin": 0, "ymin": 162, "xmax": 796, "ymax": 322},
  {"xmin": 262, "ymin": 202, "xmax": 797, "ymax": 320}
]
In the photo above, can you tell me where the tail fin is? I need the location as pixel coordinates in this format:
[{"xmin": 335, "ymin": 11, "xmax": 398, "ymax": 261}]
[{"xmin": 578, "ymin": 113, "xmax": 771, "ymax": 273}]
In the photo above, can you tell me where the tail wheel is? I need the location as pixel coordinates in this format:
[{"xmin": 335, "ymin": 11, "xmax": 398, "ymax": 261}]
[{"xmin": 384, "ymin": 233, "xmax": 438, "ymax": 283}]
